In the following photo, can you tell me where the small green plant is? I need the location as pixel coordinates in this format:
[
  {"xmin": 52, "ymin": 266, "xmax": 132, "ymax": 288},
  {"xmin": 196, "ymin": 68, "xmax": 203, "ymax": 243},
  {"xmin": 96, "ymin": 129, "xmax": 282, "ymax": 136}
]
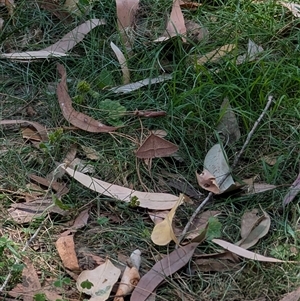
[
  {"xmin": 97, "ymin": 217, "xmax": 109, "ymax": 226},
  {"xmin": 206, "ymin": 217, "xmax": 222, "ymax": 241},
  {"xmin": 97, "ymin": 99, "xmax": 126, "ymax": 126}
]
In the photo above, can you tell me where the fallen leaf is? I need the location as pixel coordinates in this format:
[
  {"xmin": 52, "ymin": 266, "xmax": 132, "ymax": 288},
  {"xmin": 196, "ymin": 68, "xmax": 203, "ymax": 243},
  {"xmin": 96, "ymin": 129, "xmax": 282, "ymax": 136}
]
[
  {"xmin": 114, "ymin": 266, "xmax": 140, "ymax": 301},
  {"xmin": 212, "ymin": 239, "xmax": 286, "ymax": 262},
  {"xmin": 43, "ymin": 19, "xmax": 105, "ymax": 53},
  {"xmin": 201, "ymin": 144, "xmax": 235, "ymax": 194},
  {"xmin": 283, "ymin": 172, "xmax": 300, "ymax": 206},
  {"xmin": 236, "ymin": 209, "xmax": 271, "ymax": 249},
  {"xmin": 216, "ymin": 98, "xmax": 241, "ymax": 144},
  {"xmin": 0, "ymin": 119, "xmax": 48, "ymax": 141},
  {"xmin": 8, "ymin": 197, "xmax": 67, "ymax": 224},
  {"xmin": 236, "ymin": 39, "xmax": 264, "ymax": 64},
  {"xmin": 9, "ymin": 258, "xmax": 64, "ymax": 301},
  {"xmin": 131, "ymin": 242, "xmax": 200, "ymax": 301},
  {"xmin": 196, "ymin": 169, "xmax": 220, "ymax": 194},
  {"xmin": 29, "ymin": 174, "xmax": 69, "ymax": 195},
  {"xmin": 81, "ymin": 145, "xmax": 100, "ymax": 160},
  {"xmin": 148, "ymin": 210, "xmax": 170, "ymax": 224},
  {"xmin": 0, "ymin": 18, "xmax": 3, "ymax": 30},
  {"xmin": 196, "ymin": 44, "xmax": 236, "ymax": 65},
  {"xmin": 57, "ymin": 64, "xmax": 117, "ymax": 133},
  {"xmin": 64, "ymin": 166, "xmax": 179, "ymax": 210},
  {"xmin": 151, "ymin": 194, "xmax": 185, "ymax": 245},
  {"xmin": 38, "ymin": 0, "xmax": 73, "ymax": 22},
  {"xmin": 279, "ymin": 286, "xmax": 300, "ymax": 301},
  {"xmin": 185, "ymin": 20, "xmax": 209, "ymax": 43},
  {"xmin": 9, "ymin": 258, "xmax": 41, "ymax": 301},
  {"xmin": 56, "ymin": 235, "xmax": 80, "ymax": 271},
  {"xmin": 110, "ymin": 74, "xmax": 172, "ymax": 93},
  {"xmin": 280, "ymin": 2, "xmax": 300, "ymax": 18},
  {"xmin": 60, "ymin": 208, "xmax": 90, "ymax": 236},
  {"xmin": 22, "ymin": 127, "xmax": 42, "ymax": 142},
  {"xmin": 76, "ymin": 258, "xmax": 121, "ymax": 301},
  {"xmin": 136, "ymin": 133, "xmax": 178, "ymax": 159},
  {"xmin": 243, "ymin": 182, "xmax": 277, "ymax": 194},
  {"xmin": 63, "ymin": 0, "xmax": 80, "ymax": 14},
  {"xmin": 154, "ymin": 0, "xmax": 186, "ymax": 42},
  {"xmin": 1, "ymin": 19, "xmax": 104, "ymax": 59},
  {"xmin": 110, "ymin": 42, "xmax": 130, "ymax": 84},
  {"xmin": 116, "ymin": 0, "xmax": 139, "ymax": 29},
  {"xmin": 68, "ymin": 157, "xmax": 95, "ymax": 173}
]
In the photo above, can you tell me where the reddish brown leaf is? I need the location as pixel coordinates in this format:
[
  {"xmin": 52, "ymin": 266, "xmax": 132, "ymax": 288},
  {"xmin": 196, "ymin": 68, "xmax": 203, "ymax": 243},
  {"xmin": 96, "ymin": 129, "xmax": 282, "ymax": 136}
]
[
  {"xmin": 55, "ymin": 235, "xmax": 80, "ymax": 271},
  {"xmin": 9, "ymin": 259, "xmax": 41, "ymax": 301},
  {"xmin": 136, "ymin": 133, "xmax": 178, "ymax": 159},
  {"xmin": 0, "ymin": 119, "xmax": 48, "ymax": 141},
  {"xmin": 130, "ymin": 243, "xmax": 199, "ymax": 301},
  {"xmin": 56, "ymin": 64, "xmax": 117, "ymax": 133}
]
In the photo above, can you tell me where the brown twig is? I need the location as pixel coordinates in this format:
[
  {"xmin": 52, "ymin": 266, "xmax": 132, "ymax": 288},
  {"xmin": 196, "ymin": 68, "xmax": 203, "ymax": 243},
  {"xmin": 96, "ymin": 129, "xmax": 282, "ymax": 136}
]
[{"xmin": 178, "ymin": 95, "xmax": 275, "ymax": 244}]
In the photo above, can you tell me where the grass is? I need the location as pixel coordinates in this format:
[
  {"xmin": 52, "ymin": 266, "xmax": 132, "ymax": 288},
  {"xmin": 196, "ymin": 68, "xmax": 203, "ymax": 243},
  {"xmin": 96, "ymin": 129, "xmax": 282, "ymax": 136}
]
[{"xmin": 0, "ymin": 0, "xmax": 300, "ymax": 300}]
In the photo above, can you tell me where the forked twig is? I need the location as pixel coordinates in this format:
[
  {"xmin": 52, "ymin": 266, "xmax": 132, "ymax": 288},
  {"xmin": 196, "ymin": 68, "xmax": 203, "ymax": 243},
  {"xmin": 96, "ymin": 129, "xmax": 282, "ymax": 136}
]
[{"xmin": 178, "ymin": 95, "xmax": 275, "ymax": 244}]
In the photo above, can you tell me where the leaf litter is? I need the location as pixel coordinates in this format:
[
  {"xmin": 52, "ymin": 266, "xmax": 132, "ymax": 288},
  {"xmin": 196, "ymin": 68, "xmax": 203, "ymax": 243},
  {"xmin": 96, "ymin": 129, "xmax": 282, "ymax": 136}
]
[{"xmin": 0, "ymin": 1, "xmax": 298, "ymax": 300}]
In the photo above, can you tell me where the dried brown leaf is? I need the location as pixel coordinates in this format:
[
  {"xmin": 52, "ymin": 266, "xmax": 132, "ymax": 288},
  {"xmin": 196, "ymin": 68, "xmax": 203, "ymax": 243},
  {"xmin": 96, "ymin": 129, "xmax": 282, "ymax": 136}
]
[
  {"xmin": 55, "ymin": 235, "xmax": 80, "ymax": 271},
  {"xmin": 131, "ymin": 243, "xmax": 200, "ymax": 301},
  {"xmin": 81, "ymin": 145, "xmax": 100, "ymax": 160},
  {"xmin": 236, "ymin": 210, "xmax": 271, "ymax": 249},
  {"xmin": 136, "ymin": 133, "xmax": 178, "ymax": 159},
  {"xmin": 57, "ymin": 64, "xmax": 117, "ymax": 133},
  {"xmin": 196, "ymin": 169, "xmax": 220, "ymax": 194},
  {"xmin": 29, "ymin": 174, "xmax": 69, "ymax": 195},
  {"xmin": 8, "ymin": 197, "xmax": 67, "ymax": 224},
  {"xmin": 280, "ymin": 2, "xmax": 300, "ymax": 18},
  {"xmin": 0, "ymin": 119, "xmax": 48, "ymax": 141}
]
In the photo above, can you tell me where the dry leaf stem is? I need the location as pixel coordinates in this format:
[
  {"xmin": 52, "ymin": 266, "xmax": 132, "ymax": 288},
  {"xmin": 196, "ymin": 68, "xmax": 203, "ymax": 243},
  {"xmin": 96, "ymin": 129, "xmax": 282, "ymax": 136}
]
[{"xmin": 178, "ymin": 95, "xmax": 275, "ymax": 244}]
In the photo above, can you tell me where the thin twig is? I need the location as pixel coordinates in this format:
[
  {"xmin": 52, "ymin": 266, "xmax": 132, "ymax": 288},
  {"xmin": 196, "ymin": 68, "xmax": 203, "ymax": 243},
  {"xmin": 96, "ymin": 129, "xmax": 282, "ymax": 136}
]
[{"xmin": 178, "ymin": 95, "xmax": 275, "ymax": 244}]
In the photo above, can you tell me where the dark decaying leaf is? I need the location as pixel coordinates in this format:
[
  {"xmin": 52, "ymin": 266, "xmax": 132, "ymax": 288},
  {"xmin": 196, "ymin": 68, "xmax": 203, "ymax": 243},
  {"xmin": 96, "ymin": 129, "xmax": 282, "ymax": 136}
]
[
  {"xmin": 130, "ymin": 243, "xmax": 199, "ymax": 301},
  {"xmin": 8, "ymin": 197, "xmax": 67, "ymax": 224},
  {"xmin": 0, "ymin": 119, "xmax": 48, "ymax": 141},
  {"xmin": 216, "ymin": 98, "xmax": 241, "ymax": 144},
  {"xmin": 56, "ymin": 64, "xmax": 117, "ymax": 133},
  {"xmin": 136, "ymin": 133, "xmax": 178, "ymax": 159},
  {"xmin": 29, "ymin": 174, "xmax": 69, "ymax": 196}
]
